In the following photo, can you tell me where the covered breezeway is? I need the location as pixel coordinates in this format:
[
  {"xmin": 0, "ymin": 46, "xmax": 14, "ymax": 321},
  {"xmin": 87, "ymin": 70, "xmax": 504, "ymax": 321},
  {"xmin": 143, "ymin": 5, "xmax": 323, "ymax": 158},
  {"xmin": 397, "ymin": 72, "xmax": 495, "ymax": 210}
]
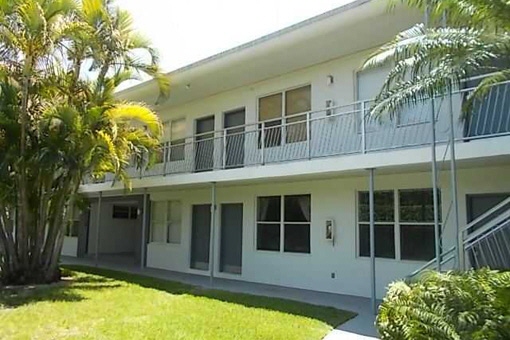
[{"xmin": 78, "ymin": 194, "xmax": 148, "ymax": 266}]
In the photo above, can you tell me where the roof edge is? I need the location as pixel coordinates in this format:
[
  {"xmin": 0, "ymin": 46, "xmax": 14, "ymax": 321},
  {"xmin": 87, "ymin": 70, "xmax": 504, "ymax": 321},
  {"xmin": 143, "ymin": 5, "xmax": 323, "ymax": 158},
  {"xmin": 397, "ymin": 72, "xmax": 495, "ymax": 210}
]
[{"xmin": 118, "ymin": 0, "xmax": 373, "ymax": 97}]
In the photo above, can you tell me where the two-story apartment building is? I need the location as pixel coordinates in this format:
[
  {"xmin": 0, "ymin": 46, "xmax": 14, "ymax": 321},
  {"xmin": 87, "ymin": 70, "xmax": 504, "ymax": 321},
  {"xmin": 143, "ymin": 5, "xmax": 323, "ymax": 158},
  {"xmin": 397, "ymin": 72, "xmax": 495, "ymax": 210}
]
[{"xmin": 62, "ymin": 0, "xmax": 510, "ymax": 300}]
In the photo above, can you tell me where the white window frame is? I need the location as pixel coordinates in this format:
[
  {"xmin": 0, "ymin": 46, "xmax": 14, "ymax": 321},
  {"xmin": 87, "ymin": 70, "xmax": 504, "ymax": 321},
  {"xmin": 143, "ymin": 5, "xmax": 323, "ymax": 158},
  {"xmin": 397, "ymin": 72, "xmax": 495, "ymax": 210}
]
[
  {"xmin": 356, "ymin": 188, "xmax": 440, "ymax": 262},
  {"xmin": 257, "ymin": 84, "xmax": 312, "ymax": 146},
  {"xmin": 150, "ymin": 200, "xmax": 182, "ymax": 245},
  {"xmin": 66, "ymin": 207, "xmax": 81, "ymax": 237},
  {"xmin": 160, "ymin": 118, "xmax": 187, "ymax": 163},
  {"xmin": 255, "ymin": 194, "xmax": 311, "ymax": 254}
]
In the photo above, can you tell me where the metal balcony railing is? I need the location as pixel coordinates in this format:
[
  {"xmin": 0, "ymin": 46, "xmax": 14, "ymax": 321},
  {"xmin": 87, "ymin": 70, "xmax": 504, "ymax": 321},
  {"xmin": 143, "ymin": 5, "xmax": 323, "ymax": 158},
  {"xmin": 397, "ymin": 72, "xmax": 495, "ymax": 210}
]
[
  {"xmin": 85, "ymin": 78, "xmax": 510, "ymax": 184},
  {"xmin": 409, "ymin": 196, "xmax": 510, "ymax": 279},
  {"xmin": 463, "ymin": 197, "xmax": 510, "ymax": 270}
]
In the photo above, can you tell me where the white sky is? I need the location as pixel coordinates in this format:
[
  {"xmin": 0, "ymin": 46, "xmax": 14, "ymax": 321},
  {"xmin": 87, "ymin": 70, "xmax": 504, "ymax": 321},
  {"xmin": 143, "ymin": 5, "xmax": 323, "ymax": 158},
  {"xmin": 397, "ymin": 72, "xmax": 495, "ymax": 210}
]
[{"xmin": 117, "ymin": 0, "xmax": 356, "ymax": 73}]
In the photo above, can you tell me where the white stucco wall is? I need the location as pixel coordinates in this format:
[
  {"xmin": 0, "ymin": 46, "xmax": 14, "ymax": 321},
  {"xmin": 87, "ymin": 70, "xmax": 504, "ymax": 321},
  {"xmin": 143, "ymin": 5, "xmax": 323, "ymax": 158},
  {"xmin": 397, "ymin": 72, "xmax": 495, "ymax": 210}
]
[
  {"xmin": 61, "ymin": 237, "xmax": 78, "ymax": 257},
  {"xmin": 145, "ymin": 165, "xmax": 510, "ymax": 299}
]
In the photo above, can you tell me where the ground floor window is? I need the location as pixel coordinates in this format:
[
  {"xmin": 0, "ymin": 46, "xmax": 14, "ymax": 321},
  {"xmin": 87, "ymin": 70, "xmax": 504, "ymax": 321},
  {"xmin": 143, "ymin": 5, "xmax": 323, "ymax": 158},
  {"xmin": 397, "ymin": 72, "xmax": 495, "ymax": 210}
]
[
  {"xmin": 358, "ymin": 189, "xmax": 440, "ymax": 261},
  {"xmin": 150, "ymin": 200, "xmax": 182, "ymax": 244},
  {"xmin": 65, "ymin": 207, "xmax": 81, "ymax": 237},
  {"xmin": 257, "ymin": 194, "xmax": 311, "ymax": 253},
  {"xmin": 112, "ymin": 205, "xmax": 138, "ymax": 219}
]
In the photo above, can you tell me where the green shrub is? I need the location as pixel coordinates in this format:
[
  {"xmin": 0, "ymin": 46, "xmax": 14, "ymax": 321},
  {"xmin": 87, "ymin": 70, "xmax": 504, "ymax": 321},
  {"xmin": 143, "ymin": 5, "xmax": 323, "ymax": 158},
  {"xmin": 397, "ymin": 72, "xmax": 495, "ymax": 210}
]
[{"xmin": 377, "ymin": 269, "xmax": 510, "ymax": 340}]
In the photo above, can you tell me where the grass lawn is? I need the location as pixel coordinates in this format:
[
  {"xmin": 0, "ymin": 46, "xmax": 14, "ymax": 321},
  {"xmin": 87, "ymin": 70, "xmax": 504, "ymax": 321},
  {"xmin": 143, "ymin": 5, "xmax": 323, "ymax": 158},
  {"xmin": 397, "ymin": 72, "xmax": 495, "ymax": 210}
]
[{"xmin": 0, "ymin": 266, "xmax": 356, "ymax": 340}]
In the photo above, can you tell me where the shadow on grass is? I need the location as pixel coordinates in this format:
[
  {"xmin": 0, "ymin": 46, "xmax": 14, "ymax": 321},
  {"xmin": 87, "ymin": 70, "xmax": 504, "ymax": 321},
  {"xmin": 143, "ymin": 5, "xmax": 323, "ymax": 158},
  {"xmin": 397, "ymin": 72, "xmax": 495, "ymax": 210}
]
[
  {"xmin": 0, "ymin": 269, "xmax": 122, "ymax": 308},
  {"xmin": 63, "ymin": 265, "xmax": 356, "ymax": 328}
]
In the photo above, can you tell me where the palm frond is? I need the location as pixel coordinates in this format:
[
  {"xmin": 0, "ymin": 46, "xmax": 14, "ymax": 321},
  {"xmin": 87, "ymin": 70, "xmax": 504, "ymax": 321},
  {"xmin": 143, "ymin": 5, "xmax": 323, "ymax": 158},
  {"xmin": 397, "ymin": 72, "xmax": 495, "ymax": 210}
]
[{"xmin": 105, "ymin": 103, "xmax": 162, "ymax": 138}]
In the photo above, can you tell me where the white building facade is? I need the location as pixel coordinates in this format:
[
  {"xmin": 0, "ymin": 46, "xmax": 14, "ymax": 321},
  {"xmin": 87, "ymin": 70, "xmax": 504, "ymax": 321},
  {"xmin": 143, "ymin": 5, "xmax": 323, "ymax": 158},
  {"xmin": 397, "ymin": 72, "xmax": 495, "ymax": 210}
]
[{"xmin": 65, "ymin": 0, "xmax": 510, "ymax": 299}]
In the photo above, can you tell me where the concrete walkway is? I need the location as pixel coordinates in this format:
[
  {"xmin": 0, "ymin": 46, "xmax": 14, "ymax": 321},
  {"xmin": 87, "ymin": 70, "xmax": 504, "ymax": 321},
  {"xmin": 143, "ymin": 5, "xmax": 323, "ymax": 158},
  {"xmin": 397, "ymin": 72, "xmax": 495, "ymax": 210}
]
[{"xmin": 62, "ymin": 256, "xmax": 379, "ymax": 339}]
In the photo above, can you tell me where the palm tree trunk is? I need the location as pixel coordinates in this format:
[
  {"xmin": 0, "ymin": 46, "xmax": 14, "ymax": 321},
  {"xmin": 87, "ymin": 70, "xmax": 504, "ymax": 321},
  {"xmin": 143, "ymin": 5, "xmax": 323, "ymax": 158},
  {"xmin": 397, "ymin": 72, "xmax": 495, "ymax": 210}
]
[{"xmin": 17, "ymin": 56, "xmax": 33, "ymax": 271}]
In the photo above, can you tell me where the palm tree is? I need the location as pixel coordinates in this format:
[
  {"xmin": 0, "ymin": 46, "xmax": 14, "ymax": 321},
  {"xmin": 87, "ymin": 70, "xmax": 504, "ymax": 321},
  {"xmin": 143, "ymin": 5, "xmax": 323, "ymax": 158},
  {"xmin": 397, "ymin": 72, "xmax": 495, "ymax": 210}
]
[
  {"xmin": 0, "ymin": 0, "xmax": 168, "ymax": 284},
  {"xmin": 362, "ymin": 0, "xmax": 510, "ymax": 118}
]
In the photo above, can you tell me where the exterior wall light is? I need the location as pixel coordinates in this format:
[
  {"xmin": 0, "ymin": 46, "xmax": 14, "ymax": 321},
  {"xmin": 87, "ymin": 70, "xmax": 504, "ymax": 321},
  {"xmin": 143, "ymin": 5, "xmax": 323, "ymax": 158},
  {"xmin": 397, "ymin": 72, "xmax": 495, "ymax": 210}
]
[{"xmin": 326, "ymin": 75, "xmax": 334, "ymax": 86}]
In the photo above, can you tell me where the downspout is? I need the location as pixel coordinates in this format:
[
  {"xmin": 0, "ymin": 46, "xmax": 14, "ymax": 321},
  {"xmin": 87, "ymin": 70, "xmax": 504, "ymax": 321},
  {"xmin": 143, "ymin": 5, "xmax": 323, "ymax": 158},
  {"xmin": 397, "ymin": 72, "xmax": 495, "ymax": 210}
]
[
  {"xmin": 426, "ymin": 0, "xmax": 442, "ymax": 273},
  {"xmin": 141, "ymin": 188, "xmax": 148, "ymax": 270},
  {"xmin": 95, "ymin": 191, "xmax": 102, "ymax": 267},
  {"xmin": 368, "ymin": 168, "xmax": 377, "ymax": 314},
  {"xmin": 209, "ymin": 182, "xmax": 217, "ymax": 285}
]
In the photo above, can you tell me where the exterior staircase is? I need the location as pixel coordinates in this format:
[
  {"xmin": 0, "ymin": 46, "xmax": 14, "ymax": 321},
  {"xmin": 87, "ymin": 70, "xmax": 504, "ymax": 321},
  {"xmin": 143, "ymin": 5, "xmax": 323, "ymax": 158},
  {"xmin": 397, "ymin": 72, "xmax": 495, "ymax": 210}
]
[{"xmin": 410, "ymin": 196, "xmax": 510, "ymax": 277}]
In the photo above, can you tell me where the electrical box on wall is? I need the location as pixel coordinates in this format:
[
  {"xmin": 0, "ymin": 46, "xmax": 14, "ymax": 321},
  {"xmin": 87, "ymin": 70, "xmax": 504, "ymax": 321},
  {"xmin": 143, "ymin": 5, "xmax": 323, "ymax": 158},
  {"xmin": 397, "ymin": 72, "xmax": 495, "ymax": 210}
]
[
  {"xmin": 326, "ymin": 100, "xmax": 334, "ymax": 116},
  {"xmin": 326, "ymin": 218, "xmax": 335, "ymax": 245}
]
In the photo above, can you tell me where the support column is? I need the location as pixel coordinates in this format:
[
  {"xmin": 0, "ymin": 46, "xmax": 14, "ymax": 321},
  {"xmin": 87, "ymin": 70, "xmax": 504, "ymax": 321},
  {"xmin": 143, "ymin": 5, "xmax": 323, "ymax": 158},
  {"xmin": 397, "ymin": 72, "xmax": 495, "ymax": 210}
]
[
  {"xmin": 430, "ymin": 99, "xmax": 441, "ymax": 271},
  {"xmin": 448, "ymin": 91, "xmax": 463, "ymax": 269},
  {"xmin": 141, "ymin": 188, "xmax": 148, "ymax": 270},
  {"xmin": 368, "ymin": 168, "xmax": 377, "ymax": 314},
  {"xmin": 209, "ymin": 182, "xmax": 217, "ymax": 285},
  {"xmin": 95, "ymin": 191, "xmax": 102, "ymax": 267}
]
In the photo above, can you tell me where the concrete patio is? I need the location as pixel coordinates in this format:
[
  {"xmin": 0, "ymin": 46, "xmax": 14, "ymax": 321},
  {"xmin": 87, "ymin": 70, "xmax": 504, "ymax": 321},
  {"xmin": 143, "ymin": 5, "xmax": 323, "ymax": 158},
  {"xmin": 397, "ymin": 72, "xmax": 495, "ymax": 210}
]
[{"xmin": 61, "ymin": 255, "xmax": 379, "ymax": 339}]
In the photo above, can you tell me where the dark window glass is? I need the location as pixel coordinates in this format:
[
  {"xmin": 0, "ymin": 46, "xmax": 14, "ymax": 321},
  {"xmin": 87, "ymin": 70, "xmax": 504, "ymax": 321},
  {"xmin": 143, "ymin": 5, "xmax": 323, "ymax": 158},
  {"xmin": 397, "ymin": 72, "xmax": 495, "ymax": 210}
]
[
  {"xmin": 155, "ymin": 143, "xmax": 166, "ymax": 164},
  {"xmin": 285, "ymin": 85, "xmax": 311, "ymax": 116},
  {"xmin": 399, "ymin": 189, "xmax": 440, "ymax": 222},
  {"xmin": 112, "ymin": 205, "xmax": 137, "ymax": 220},
  {"xmin": 284, "ymin": 195, "xmax": 310, "ymax": 222},
  {"xmin": 257, "ymin": 196, "xmax": 281, "ymax": 222},
  {"xmin": 169, "ymin": 139, "xmax": 185, "ymax": 161},
  {"xmin": 284, "ymin": 224, "xmax": 310, "ymax": 253},
  {"xmin": 257, "ymin": 223, "xmax": 280, "ymax": 251},
  {"xmin": 129, "ymin": 207, "xmax": 138, "ymax": 219},
  {"xmin": 258, "ymin": 120, "xmax": 282, "ymax": 148},
  {"xmin": 66, "ymin": 220, "xmax": 80, "ymax": 237},
  {"xmin": 359, "ymin": 224, "xmax": 395, "ymax": 259},
  {"xmin": 401, "ymin": 224, "xmax": 436, "ymax": 261},
  {"xmin": 358, "ymin": 191, "xmax": 394, "ymax": 222},
  {"xmin": 286, "ymin": 114, "xmax": 307, "ymax": 143},
  {"xmin": 113, "ymin": 205, "xmax": 130, "ymax": 219}
]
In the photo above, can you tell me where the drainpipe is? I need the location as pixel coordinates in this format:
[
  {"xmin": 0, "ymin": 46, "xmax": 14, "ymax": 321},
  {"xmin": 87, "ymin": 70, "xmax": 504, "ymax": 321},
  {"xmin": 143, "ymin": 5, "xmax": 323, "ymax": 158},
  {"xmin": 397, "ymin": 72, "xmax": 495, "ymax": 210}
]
[
  {"xmin": 430, "ymin": 99, "xmax": 441, "ymax": 271},
  {"xmin": 141, "ymin": 188, "xmax": 148, "ymax": 270},
  {"xmin": 95, "ymin": 191, "xmax": 102, "ymax": 267},
  {"xmin": 209, "ymin": 182, "xmax": 217, "ymax": 285},
  {"xmin": 368, "ymin": 168, "xmax": 377, "ymax": 314},
  {"xmin": 448, "ymin": 91, "xmax": 462, "ymax": 269}
]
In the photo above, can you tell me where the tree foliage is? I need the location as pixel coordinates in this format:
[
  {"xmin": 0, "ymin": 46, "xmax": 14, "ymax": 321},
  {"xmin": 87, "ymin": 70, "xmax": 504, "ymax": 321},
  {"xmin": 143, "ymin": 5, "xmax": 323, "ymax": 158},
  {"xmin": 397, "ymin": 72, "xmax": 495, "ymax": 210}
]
[
  {"xmin": 362, "ymin": 0, "xmax": 510, "ymax": 119},
  {"xmin": 377, "ymin": 269, "xmax": 510, "ymax": 340},
  {"xmin": 0, "ymin": 0, "xmax": 169, "ymax": 284}
]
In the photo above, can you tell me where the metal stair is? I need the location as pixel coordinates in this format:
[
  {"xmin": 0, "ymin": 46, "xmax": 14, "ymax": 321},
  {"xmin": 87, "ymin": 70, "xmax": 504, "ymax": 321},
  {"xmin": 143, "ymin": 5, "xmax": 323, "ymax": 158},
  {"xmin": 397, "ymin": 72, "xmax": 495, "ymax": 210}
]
[
  {"xmin": 410, "ymin": 196, "xmax": 510, "ymax": 278},
  {"xmin": 463, "ymin": 196, "xmax": 510, "ymax": 270}
]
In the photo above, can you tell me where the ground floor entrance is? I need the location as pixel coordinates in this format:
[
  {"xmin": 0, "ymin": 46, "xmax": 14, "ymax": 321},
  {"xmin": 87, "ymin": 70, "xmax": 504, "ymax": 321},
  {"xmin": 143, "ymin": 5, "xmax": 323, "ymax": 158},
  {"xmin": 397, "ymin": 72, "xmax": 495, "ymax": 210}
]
[{"xmin": 75, "ymin": 195, "xmax": 146, "ymax": 266}]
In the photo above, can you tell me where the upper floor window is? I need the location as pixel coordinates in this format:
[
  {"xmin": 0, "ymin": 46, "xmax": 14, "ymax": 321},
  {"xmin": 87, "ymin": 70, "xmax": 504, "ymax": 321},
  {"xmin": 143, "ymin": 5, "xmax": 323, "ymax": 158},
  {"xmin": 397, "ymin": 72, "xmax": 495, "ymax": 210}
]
[
  {"xmin": 258, "ymin": 85, "xmax": 311, "ymax": 147},
  {"xmin": 357, "ymin": 188, "xmax": 440, "ymax": 261},
  {"xmin": 157, "ymin": 118, "xmax": 186, "ymax": 164},
  {"xmin": 169, "ymin": 118, "xmax": 186, "ymax": 161}
]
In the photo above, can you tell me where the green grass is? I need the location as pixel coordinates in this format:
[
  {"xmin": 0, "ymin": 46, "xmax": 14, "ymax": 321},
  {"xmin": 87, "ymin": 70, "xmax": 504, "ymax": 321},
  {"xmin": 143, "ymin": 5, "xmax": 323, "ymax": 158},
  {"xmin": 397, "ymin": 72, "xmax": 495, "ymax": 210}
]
[{"xmin": 0, "ymin": 266, "xmax": 356, "ymax": 340}]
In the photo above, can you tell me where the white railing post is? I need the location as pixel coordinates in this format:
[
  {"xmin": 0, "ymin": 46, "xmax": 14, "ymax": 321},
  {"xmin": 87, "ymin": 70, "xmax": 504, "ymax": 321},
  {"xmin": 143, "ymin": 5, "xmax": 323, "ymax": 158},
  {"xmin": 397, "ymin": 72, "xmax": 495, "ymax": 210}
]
[
  {"xmin": 361, "ymin": 101, "xmax": 367, "ymax": 154},
  {"xmin": 306, "ymin": 112, "xmax": 311, "ymax": 159},
  {"xmin": 261, "ymin": 123, "xmax": 265, "ymax": 165},
  {"xmin": 163, "ymin": 143, "xmax": 168, "ymax": 176},
  {"xmin": 222, "ymin": 130, "xmax": 227, "ymax": 169}
]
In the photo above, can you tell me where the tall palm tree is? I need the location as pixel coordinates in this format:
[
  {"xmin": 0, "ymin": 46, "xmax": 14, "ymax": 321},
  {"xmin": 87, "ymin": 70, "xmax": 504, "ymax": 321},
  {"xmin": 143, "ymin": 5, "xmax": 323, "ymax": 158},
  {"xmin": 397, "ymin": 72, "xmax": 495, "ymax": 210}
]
[
  {"xmin": 0, "ymin": 0, "xmax": 168, "ymax": 284},
  {"xmin": 362, "ymin": 0, "xmax": 510, "ymax": 118}
]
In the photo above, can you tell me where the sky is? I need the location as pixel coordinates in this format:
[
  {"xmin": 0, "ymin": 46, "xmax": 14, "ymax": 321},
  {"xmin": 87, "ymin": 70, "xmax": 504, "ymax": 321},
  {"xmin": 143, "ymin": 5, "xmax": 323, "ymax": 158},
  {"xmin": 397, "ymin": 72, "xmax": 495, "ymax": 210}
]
[{"xmin": 116, "ymin": 0, "xmax": 356, "ymax": 73}]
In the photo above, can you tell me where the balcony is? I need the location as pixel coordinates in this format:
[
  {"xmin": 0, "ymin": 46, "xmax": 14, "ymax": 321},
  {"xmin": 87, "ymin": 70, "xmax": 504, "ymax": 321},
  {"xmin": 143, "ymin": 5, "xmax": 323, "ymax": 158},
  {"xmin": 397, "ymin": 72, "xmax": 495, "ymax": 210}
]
[{"xmin": 86, "ymin": 79, "xmax": 510, "ymax": 184}]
